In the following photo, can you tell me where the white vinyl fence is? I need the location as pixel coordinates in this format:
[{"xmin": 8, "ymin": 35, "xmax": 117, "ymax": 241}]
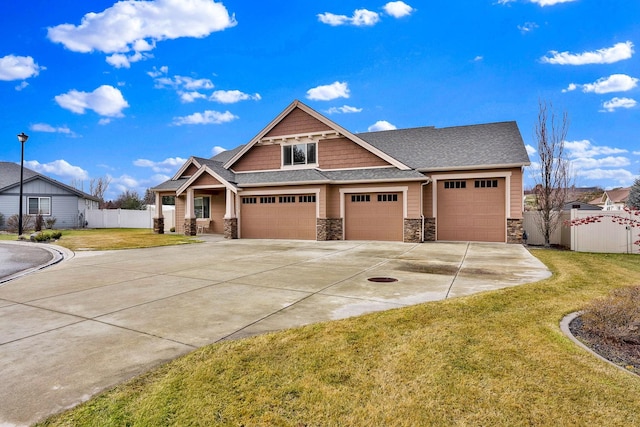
[
  {"xmin": 523, "ymin": 210, "xmax": 639, "ymax": 254},
  {"xmin": 85, "ymin": 206, "xmax": 175, "ymax": 232}
]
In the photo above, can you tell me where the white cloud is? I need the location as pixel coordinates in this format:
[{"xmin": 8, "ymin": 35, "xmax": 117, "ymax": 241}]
[
  {"xmin": 47, "ymin": 0, "xmax": 236, "ymax": 68},
  {"xmin": 571, "ymin": 156, "xmax": 630, "ymax": 170},
  {"xmin": 565, "ymin": 140, "xmax": 627, "ymax": 158},
  {"xmin": 383, "ymin": 2, "xmax": 415, "ymax": 18},
  {"xmin": 133, "ymin": 157, "xmax": 187, "ymax": 173},
  {"xmin": 55, "ymin": 85, "xmax": 129, "ymax": 117},
  {"xmin": 633, "ymin": 151, "xmax": 640, "ymax": 156},
  {"xmin": 172, "ymin": 110, "xmax": 238, "ymax": 125},
  {"xmin": 575, "ymin": 74, "xmax": 639, "ymax": 94},
  {"xmin": 212, "ymin": 146, "xmax": 227, "ymax": 155},
  {"xmin": 15, "ymin": 81, "xmax": 29, "ymax": 91},
  {"xmin": 531, "ymin": 0, "xmax": 577, "ymax": 6},
  {"xmin": 326, "ymin": 105, "xmax": 363, "ymax": 114},
  {"xmin": 518, "ymin": 22, "xmax": 538, "ymax": 33},
  {"xmin": 562, "ymin": 83, "xmax": 578, "ymax": 93},
  {"xmin": 368, "ymin": 120, "xmax": 397, "ymax": 132},
  {"xmin": 575, "ymin": 168, "xmax": 636, "ymax": 186},
  {"xmin": 541, "ymin": 41, "xmax": 634, "ymax": 65},
  {"xmin": 30, "ymin": 123, "xmax": 77, "ymax": 137},
  {"xmin": 180, "ymin": 91, "xmax": 208, "ymax": 103},
  {"xmin": 24, "ymin": 159, "xmax": 89, "ymax": 181},
  {"xmin": 318, "ymin": 9, "xmax": 380, "ymax": 26},
  {"xmin": 525, "ymin": 144, "xmax": 537, "ymax": 156},
  {"xmin": 601, "ymin": 97, "xmax": 637, "ymax": 112},
  {"xmin": 306, "ymin": 81, "xmax": 350, "ymax": 101},
  {"xmin": 210, "ymin": 90, "xmax": 261, "ymax": 103},
  {"xmin": 0, "ymin": 55, "xmax": 44, "ymax": 81}
]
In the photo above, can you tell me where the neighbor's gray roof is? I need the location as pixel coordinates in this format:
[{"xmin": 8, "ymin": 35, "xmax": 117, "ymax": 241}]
[
  {"xmin": 356, "ymin": 121, "xmax": 530, "ymax": 170},
  {"xmin": 0, "ymin": 161, "xmax": 100, "ymax": 201}
]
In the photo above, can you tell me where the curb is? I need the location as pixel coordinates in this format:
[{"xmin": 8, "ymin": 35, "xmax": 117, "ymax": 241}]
[
  {"xmin": 0, "ymin": 241, "xmax": 74, "ymax": 285},
  {"xmin": 560, "ymin": 311, "xmax": 637, "ymax": 377}
]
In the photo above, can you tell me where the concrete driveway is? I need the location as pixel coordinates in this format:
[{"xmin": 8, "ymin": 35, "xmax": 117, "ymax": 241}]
[{"xmin": 0, "ymin": 238, "xmax": 549, "ymax": 426}]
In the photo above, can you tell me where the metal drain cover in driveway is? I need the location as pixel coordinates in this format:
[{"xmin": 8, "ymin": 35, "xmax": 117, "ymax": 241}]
[{"xmin": 368, "ymin": 277, "xmax": 398, "ymax": 283}]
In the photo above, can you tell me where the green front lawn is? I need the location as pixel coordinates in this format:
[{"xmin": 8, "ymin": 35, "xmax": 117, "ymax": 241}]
[
  {"xmin": 1, "ymin": 228, "xmax": 201, "ymax": 250},
  {"xmin": 39, "ymin": 250, "xmax": 640, "ymax": 426}
]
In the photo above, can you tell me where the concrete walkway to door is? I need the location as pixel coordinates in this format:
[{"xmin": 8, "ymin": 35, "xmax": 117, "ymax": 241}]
[{"xmin": 0, "ymin": 239, "xmax": 550, "ymax": 426}]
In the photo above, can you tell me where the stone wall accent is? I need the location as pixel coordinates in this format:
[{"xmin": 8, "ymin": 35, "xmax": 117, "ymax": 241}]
[
  {"xmin": 224, "ymin": 218, "xmax": 238, "ymax": 239},
  {"xmin": 184, "ymin": 218, "xmax": 197, "ymax": 236},
  {"xmin": 507, "ymin": 218, "xmax": 524, "ymax": 244},
  {"xmin": 403, "ymin": 218, "xmax": 422, "ymax": 243},
  {"xmin": 317, "ymin": 218, "xmax": 343, "ymax": 241},
  {"xmin": 153, "ymin": 217, "xmax": 164, "ymax": 234},
  {"xmin": 424, "ymin": 217, "xmax": 436, "ymax": 241}
]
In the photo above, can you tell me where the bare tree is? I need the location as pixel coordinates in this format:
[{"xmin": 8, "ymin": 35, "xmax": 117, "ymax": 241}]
[
  {"xmin": 90, "ymin": 176, "xmax": 111, "ymax": 207},
  {"xmin": 533, "ymin": 100, "xmax": 572, "ymax": 247}
]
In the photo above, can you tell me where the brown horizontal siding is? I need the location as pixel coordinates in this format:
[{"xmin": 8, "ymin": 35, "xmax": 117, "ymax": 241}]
[
  {"xmin": 180, "ymin": 164, "xmax": 199, "ymax": 178},
  {"xmin": 192, "ymin": 173, "xmax": 222, "ymax": 186},
  {"xmin": 232, "ymin": 144, "xmax": 281, "ymax": 172},
  {"xmin": 318, "ymin": 137, "xmax": 390, "ymax": 169},
  {"xmin": 265, "ymin": 107, "xmax": 332, "ymax": 137}
]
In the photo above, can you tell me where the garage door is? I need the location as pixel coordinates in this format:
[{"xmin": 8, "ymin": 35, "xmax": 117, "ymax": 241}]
[
  {"xmin": 437, "ymin": 178, "xmax": 505, "ymax": 242},
  {"xmin": 345, "ymin": 192, "xmax": 403, "ymax": 241},
  {"xmin": 240, "ymin": 194, "xmax": 316, "ymax": 239}
]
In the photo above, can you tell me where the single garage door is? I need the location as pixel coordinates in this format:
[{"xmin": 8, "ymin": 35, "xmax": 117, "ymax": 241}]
[
  {"xmin": 437, "ymin": 178, "xmax": 505, "ymax": 242},
  {"xmin": 345, "ymin": 192, "xmax": 403, "ymax": 241},
  {"xmin": 240, "ymin": 194, "xmax": 316, "ymax": 239}
]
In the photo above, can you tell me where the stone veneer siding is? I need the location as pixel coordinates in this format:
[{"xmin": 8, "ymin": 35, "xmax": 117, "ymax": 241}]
[
  {"xmin": 317, "ymin": 218, "xmax": 343, "ymax": 241},
  {"xmin": 184, "ymin": 218, "xmax": 197, "ymax": 236},
  {"xmin": 424, "ymin": 217, "xmax": 436, "ymax": 241},
  {"xmin": 153, "ymin": 217, "xmax": 164, "ymax": 234},
  {"xmin": 507, "ymin": 218, "xmax": 524, "ymax": 244},
  {"xmin": 224, "ymin": 218, "xmax": 238, "ymax": 239},
  {"xmin": 403, "ymin": 218, "xmax": 422, "ymax": 243}
]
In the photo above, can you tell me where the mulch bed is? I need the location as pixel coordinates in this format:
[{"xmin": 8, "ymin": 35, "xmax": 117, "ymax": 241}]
[{"xmin": 569, "ymin": 316, "xmax": 640, "ymax": 376}]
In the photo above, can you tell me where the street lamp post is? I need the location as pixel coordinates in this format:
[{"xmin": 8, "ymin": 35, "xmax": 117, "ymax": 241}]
[{"xmin": 17, "ymin": 132, "xmax": 29, "ymax": 237}]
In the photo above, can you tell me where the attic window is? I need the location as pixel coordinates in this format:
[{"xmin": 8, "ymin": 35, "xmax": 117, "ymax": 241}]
[{"xmin": 283, "ymin": 143, "xmax": 317, "ymax": 166}]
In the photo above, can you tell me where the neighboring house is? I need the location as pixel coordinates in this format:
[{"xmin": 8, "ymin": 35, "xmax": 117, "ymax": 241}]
[
  {"xmin": 0, "ymin": 161, "xmax": 100, "ymax": 229},
  {"xmin": 152, "ymin": 100, "xmax": 531, "ymax": 243},
  {"xmin": 562, "ymin": 201, "xmax": 603, "ymax": 211},
  {"xmin": 589, "ymin": 187, "xmax": 630, "ymax": 211}
]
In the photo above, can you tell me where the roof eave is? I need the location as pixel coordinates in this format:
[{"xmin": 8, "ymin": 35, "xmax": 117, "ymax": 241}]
[{"xmin": 417, "ymin": 162, "xmax": 530, "ymax": 173}]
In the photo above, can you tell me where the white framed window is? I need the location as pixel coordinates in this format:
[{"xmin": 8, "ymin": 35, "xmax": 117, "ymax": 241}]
[
  {"xmin": 282, "ymin": 143, "xmax": 317, "ymax": 167},
  {"xmin": 194, "ymin": 196, "xmax": 210, "ymax": 218},
  {"xmin": 28, "ymin": 197, "xmax": 51, "ymax": 215}
]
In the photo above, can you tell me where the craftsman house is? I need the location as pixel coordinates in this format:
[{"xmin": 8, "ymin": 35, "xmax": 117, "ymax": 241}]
[{"xmin": 152, "ymin": 100, "xmax": 530, "ymax": 243}]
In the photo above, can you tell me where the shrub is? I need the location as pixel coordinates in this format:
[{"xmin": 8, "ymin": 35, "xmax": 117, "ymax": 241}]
[
  {"xmin": 35, "ymin": 214, "xmax": 44, "ymax": 232},
  {"xmin": 170, "ymin": 227, "xmax": 176, "ymax": 232},
  {"xmin": 0, "ymin": 212, "xmax": 4, "ymax": 228},
  {"xmin": 45, "ymin": 217, "xmax": 57, "ymax": 229},
  {"xmin": 581, "ymin": 286, "xmax": 640, "ymax": 345},
  {"xmin": 50, "ymin": 231, "xmax": 62, "ymax": 240},
  {"xmin": 6, "ymin": 214, "xmax": 35, "ymax": 234}
]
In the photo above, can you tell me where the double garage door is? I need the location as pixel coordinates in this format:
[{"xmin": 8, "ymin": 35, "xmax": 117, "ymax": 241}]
[
  {"xmin": 240, "ymin": 194, "xmax": 317, "ymax": 240},
  {"xmin": 240, "ymin": 191, "xmax": 404, "ymax": 241},
  {"xmin": 437, "ymin": 178, "xmax": 506, "ymax": 242}
]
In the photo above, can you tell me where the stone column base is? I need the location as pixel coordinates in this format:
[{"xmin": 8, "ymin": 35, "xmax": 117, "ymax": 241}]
[
  {"xmin": 224, "ymin": 218, "xmax": 238, "ymax": 239},
  {"xmin": 507, "ymin": 218, "xmax": 524, "ymax": 244},
  {"xmin": 184, "ymin": 218, "xmax": 197, "ymax": 236},
  {"xmin": 403, "ymin": 218, "xmax": 422, "ymax": 243},
  {"xmin": 424, "ymin": 217, "xmax": 436, "ymax": 241},
  {"xmin": 317, "ymin": 218, "xmax": 343, "ymax": 241},
  {"xmin": 153, "ymin": 217, "xmax": 164, "ymax": 234}
]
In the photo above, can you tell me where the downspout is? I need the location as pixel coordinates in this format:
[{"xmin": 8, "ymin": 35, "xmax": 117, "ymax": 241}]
[{"xmin": 420, "ymin": 179, "xmax": 431, "ymax": 243}]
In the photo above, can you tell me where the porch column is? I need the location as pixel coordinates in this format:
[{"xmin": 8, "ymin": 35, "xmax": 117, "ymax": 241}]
[
  {"xmin": 153, "ymin": 191, "xmax": 164, "ymax": 234},
  {"xmin": 184, "ymin": 188, "xmax": 196, "ymax": 236},
  {"xmin": 223, "ymin": 188, "xmax": 238, "ymax": 239}
]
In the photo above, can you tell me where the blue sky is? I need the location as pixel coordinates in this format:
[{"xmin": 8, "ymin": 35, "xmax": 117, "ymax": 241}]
[{"xmin": 1, "ymin": 0, "xmax": 639, "ymax": 200}]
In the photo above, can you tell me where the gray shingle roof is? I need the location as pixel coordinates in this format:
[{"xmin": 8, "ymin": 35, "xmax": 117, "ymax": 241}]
[
  {"xmin": 154, "ymin": 120, "xmax": 529, "ymax": 190},
  {"xmin": 152, "ymin": 177, "xmax": 188, "ymax": 191},
  {"xmin": 0, "ymin": 161, "xmax": 99, "ymax": 201},
  {"xmin": 356, "ymin": 121, "xmax": 530, "ymax": 170}
]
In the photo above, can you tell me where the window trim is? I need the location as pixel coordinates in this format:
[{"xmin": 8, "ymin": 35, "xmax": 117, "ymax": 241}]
[
  {"xmin": 194, "ymin": 196, "xmax": 211, "ymax": 219},
  {"xmin": 27, "ymin": 196, "xmax": 51, "ymax": 216},
  {"xmin": 281, "ymin": 142, "xmax": 318, "ymax": 168}
]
